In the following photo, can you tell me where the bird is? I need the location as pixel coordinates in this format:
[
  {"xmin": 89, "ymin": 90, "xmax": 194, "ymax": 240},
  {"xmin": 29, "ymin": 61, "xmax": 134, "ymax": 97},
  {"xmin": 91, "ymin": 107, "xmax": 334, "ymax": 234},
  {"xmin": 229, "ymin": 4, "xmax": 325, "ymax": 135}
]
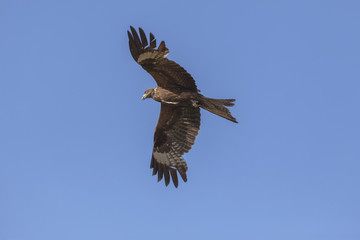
[{"xmin": 127, "ymin": 26, "xmax": 237, "ymax": 187}]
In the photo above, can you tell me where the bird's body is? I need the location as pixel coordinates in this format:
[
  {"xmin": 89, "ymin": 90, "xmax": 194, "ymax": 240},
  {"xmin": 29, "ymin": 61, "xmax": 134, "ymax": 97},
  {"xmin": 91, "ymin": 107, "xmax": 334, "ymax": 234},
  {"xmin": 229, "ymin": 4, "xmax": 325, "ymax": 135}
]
[
  {"xmin": 128, "ymin": 26, "xmax": 237, "ymax": 187},
  {"xmin": 145, "ymin": 87, "xmax": 199, "ymax": 106}
]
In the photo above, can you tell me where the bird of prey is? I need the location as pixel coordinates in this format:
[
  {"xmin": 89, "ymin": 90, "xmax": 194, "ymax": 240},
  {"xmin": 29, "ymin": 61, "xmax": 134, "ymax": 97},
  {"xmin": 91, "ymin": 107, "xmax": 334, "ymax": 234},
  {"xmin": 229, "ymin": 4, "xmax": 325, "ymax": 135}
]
[{"xmin": 127, "ymin": 26, "xmax": 237, "ymax": 187}]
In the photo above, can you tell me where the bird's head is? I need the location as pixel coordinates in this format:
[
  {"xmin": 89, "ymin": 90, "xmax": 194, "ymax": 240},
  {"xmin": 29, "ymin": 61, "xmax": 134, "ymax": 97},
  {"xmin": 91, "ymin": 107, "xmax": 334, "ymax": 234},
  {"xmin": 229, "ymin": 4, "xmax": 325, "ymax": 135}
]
[{"xmin": 141, "ymin": 88, "xmax": 155, "ymax": 100}]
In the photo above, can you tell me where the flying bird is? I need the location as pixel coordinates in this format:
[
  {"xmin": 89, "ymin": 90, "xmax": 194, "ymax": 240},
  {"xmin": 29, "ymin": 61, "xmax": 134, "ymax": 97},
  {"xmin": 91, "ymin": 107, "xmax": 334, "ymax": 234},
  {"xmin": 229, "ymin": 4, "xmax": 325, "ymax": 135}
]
[{"xmin": 127, "ymin": 26, "xmax": 237, "ymax": 187}]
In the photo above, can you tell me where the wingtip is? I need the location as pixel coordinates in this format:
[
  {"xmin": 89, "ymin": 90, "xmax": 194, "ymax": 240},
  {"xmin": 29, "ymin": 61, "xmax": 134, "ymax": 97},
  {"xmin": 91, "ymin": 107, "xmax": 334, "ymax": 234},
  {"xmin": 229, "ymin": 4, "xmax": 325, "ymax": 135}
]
[
  {"xmin": 158, "ymin": 41, "xmax": 166, "ymax": 52},
  {"xmin": 173, "ymin": 165, "xmax": 188, "ymax": 183},
  {"xmin": 127, "ymin": 30, "xmax": 132, "ymax": 39},
  {"xmin": 170, "ymin": 168, "xmax": 179, "ymax": 188}
]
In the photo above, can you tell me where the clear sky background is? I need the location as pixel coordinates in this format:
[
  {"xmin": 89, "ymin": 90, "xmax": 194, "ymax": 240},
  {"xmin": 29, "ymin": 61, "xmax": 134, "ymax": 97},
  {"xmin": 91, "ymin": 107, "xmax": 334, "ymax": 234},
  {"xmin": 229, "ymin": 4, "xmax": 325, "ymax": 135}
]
[{"xmin": 1, "ymin": 0, "xmax": 359, "ymax": 239}]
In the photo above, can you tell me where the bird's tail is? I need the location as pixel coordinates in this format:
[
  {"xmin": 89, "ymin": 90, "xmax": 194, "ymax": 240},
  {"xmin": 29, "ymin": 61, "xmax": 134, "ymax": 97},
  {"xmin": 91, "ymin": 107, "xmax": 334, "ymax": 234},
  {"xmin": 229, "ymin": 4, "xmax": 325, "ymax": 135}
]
[{"xmin": 200, "ymin": 97, "xmax": 238, "ymax": 123}]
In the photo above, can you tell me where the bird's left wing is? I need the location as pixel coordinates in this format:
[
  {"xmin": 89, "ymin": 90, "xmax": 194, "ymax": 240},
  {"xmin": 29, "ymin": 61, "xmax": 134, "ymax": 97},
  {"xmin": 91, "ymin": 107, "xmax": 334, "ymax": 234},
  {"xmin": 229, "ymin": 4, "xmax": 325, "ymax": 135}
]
[
  {"xmin": 127, "ymin": 26, "xmax": 199, "ymax": 92},
  {"xmin": 151, "ymin": 104, "xmax": 201, "ymax": 187}
]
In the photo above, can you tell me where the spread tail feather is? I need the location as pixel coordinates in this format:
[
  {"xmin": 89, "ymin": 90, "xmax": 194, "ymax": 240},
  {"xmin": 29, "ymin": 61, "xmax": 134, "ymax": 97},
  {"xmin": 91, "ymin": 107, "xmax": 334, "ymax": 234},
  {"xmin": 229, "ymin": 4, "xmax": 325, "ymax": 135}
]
[{"xmin": 200, "ymin": 97, "xmax": 238, "ymax": 123}]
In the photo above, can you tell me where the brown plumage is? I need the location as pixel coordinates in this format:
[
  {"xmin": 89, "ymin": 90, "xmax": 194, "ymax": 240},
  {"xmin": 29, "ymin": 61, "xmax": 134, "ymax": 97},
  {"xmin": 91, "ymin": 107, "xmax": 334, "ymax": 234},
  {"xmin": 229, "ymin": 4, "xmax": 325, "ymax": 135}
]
[{"xmin": 128, "ymin": 26, "xmax": 237, "ymax": 187}]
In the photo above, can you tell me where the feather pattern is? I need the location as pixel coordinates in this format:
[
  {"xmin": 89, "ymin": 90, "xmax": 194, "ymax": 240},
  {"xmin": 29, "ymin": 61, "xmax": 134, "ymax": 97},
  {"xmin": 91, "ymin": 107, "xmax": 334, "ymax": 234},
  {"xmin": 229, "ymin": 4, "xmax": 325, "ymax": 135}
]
[
  {"xmin": 127, "ymin": 26, "xmax": 199, "ymax": 92},
  {"xmin": 151, "ymin": 104, "xmax": 200, "ymax": 187}
]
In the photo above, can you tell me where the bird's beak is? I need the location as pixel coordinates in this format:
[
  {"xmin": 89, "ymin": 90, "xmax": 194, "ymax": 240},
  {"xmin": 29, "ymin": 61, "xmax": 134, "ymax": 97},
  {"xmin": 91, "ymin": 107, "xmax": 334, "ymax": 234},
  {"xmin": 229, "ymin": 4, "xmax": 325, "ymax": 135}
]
[{"xmin": 141, "ymin": 94, "xmax": 146, "ymax": 100}]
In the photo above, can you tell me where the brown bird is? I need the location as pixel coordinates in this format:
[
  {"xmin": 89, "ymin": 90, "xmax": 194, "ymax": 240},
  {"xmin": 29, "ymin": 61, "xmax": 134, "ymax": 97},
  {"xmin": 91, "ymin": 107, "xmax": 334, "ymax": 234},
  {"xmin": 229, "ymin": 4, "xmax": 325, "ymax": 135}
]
[{"xmin": 128, "ymin": 26, "xmax": 237, "ymax": 187}]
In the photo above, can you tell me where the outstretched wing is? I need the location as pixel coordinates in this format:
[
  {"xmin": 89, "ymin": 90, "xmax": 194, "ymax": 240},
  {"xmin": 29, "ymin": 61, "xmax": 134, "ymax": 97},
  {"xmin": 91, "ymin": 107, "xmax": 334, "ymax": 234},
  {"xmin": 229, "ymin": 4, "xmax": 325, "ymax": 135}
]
[
  {"xmin": 151, "ymin": 104, "xmax": 201, "ymax": 187},
  {"xmin": 127, "ymin": 26, "xmax": 199, "ymax": 92}
]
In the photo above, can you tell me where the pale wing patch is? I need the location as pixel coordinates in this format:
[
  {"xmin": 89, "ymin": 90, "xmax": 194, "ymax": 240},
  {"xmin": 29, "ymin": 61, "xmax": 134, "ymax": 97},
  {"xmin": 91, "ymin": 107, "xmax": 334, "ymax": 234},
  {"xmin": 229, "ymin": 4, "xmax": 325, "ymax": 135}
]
[
  {"xmin": 163, "ymin": 101, "xmax": 179, "ymax": 105},
  {"xmin": 137, "ymin": 52, "xmax": 157, "ymax": 63},
  {"xmin": 153, "ymin": 148, "xmax": 187, "ymax": 169},
  {"xmin": 137, "ymin": 51, "xmax": 169, "ymax": 63},
  {"xmin": 153, "ymin": 150, "xmax": 168, "ymax": 165}
]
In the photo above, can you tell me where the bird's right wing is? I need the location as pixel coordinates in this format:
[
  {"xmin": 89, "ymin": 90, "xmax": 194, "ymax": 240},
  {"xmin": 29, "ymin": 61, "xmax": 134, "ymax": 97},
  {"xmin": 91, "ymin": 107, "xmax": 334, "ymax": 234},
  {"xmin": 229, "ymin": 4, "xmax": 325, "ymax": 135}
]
[
  {"xmin": 151, "ymin": 104, "xmax": 201, "ymax": 187},
  {"xmin": 127, "ymin": 26, "xmax": 199, "ymax": 92}
]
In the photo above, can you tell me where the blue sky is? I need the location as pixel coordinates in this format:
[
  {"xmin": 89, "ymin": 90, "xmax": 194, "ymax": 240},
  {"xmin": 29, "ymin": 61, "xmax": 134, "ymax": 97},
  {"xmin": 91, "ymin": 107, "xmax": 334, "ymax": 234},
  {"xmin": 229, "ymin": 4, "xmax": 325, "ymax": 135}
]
[{"xmin": 1, "ymin": 0, "xmax": 359, "ymax": 239}]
